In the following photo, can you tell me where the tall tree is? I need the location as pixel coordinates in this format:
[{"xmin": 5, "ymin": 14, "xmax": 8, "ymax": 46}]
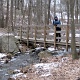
[
  {"xmin": 75, "ymin": 0, "xmax": 79, "ymax": 23},
  {"xmin": 47, "ymin": 0, "xmax": 51, "ymax": 24},
  {"xmin": 70, "ymin": 0, "xmax": 78, "ymax": 59},
  {"xmin": 66, "ymin": 0, "xmax": 70, "ymax": 24},
  {"xmin": 54, "ymin": 0, "xmax": 56, "ymax": 17},
  {"xmin": 6, "ymin": 0, "xmax": 9, "ymax": 28},
  {"xmin": 10, "ymin": 0, "xmax": 14, "ymax": 31},
  {"xmin": 0, "ymin": 0, "xmax": 4, "ymax": 28},
  {"xmin": 28, "ymin": 0, "xmax": 32, "ymax": 25}
]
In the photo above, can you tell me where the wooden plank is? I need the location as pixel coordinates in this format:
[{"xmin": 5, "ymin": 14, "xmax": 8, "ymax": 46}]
[
  {"xmin": 34, "ymin": 26, "xmax": 37, "ymax": 47},
  {"xmin": 54, "ymin": 26, "xmax": 56, "ymax": 49},
  {"xmin": 44, "ymin": 25, "xmax": 46, "ymax": 48},
  {"xmin": 66, "ymin": 25, "xmax": 69, "ymax": 51}
]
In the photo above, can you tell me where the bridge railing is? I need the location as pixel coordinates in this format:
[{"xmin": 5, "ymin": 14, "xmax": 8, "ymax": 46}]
[{"xmin": 15, "ymin": 24, "xmax": 80, "ymax": 50}]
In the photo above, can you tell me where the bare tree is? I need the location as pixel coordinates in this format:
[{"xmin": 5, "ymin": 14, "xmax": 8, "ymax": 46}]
[
  {"xmin": 70, "ymin": 0, "xmax": 78, "ymax": 59},
  {"xmin": 0, "ymin": 0, "xmax": 4, "ymax": 28},
  {"xmin": 66, "ymin": 0, "xmax": 70, "ymax": 24},
  {"xmin": 75, "ymin": 0, "xmax": 79, "ymax": 23},
  {"xmin": 10, "ymin": 0, "xmax": 14, "ymax": 31},
  {"xmin": 6, "ymin": 0, "xmax": 9, "ymax": 28},
  {"xmin": 54, "ymin": 0, "xmax": 56, "ymax": 17},
  {"xmin": 28, "ymin": 0, "xmax": 32, "ymax": 25},
  {"xmin": 47, "ymin": 0, "xmax": 51, "ymax": 24}
]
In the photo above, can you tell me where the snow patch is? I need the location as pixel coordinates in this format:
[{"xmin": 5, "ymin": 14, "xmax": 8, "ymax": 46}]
[
  {"xmin": 34, "ymin": 62, "xmax": 60, "ymax": 77},
  {"xmin": 48, "ymin": 46, "xmax": 56, "ymax": 52},
  {"xmin": 35, "ymin": 47, "xmax": 44, "ymax": 50},
  {"xmin": 0, "ymin": 53, "xmax": 6, "ymax": 59},
  {"xmin": 11, "ymin": 73, "xmax": 26, "ymax": 79}
]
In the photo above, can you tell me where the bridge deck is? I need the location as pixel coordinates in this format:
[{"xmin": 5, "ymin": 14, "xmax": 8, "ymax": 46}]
[{"xmin": 15, "ymin": 35, "xmax": 80, "ymax": 47}]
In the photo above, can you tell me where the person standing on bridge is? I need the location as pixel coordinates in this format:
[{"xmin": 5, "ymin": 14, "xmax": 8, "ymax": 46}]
[{"xmin": 53, "ymin": 16, "xmax": 61, "ymax": 42}]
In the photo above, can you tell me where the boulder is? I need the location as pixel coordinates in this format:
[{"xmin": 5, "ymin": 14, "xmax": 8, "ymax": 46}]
[
  {"xmin": 38, "ymin": 51, "xmax": 52, "ymax": 59},
  {"xmin": 0, "ymin": 35, "xmax": 19, "ymax": 53}
]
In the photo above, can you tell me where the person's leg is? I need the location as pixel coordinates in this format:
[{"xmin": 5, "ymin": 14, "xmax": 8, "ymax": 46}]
[
  {"xmin": 56, "ymin": 33, "xmax": 58, "ymax": 42},
  {"xmin": 59, "ymin": 27, "xmax": 61, "ymax": 42},
  {"xmin": 56, "ymin": 27, "xmax": 59, "ymax": 42}
]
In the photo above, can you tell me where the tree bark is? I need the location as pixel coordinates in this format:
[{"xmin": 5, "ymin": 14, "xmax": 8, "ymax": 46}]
[
  {"xmin": 47, "ymin": 0, "xmax": 51, "ymax": 24},
  {"xmin": 0, "ymin": 0, "xmax": 4, "ymax": 28},
  {"xmin": 10, "ymin": 0, "xmax": 14, "ymax": 31},
  {"xmin": 70, "ymin": 0, "xmax": 78, "ymax": 59}
]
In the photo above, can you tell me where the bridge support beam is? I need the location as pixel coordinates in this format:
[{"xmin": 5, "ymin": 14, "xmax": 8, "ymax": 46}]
[{"xmin": 54, "ymin": 26, "xmax": 56, "ymax": 49}]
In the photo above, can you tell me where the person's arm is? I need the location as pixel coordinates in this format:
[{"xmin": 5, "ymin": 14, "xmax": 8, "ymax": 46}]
[
  {"xmin": 53, "ymin": 20, "xmax": 54, "ymax": 25},
  {"xmin": 53, "ymin": 20, "xmax": 57, "ymax": 26},
  {"xmin": 59, "ymin": 20, "xmax": 61, "ymax": 24}
]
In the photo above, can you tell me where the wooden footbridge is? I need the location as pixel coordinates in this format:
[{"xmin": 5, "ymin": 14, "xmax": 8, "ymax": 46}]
[{"xmin": 15, "ymin": 24, "xmax": 80, "ymax": 51}]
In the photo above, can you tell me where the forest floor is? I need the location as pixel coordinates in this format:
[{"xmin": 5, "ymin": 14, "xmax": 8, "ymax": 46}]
[{"xmin": 10, "ymin": 54, "xmax": 80, "ymax": 80}]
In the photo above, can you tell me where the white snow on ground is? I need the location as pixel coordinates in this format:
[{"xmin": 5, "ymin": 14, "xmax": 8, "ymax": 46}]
[
  {"xmin": 48, "ymin": 46, "xmax": 57, "ymax": 51},
  {"xmin": 69, "ymin": 33, "xmax": 80, "ymax": 37},
  {"xmin": 35, "ymin": 47, "xmax": 44, "ymax": 50},
  {"xmin": 11, "ymin": 73, "xmax": 27, "ymax": 79},
  {"xmin": 33, "ymin": 62, "xmax": 60, "ymax": 77},
  {"xmin": 0, "ymin": 33, "xmax": 14, "ymax": 37},
  {"xmin": 49, "ymin": 33, "xmax": 54, "ymax": 35},
  {"xmin": 0, "ymin": 53, "xmax": 6, "ymax": 59}
]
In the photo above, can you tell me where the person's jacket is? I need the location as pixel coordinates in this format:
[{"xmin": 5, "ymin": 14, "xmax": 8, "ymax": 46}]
[{"xmin": 53, "ymin": 19, "xmax": 61, "ymax": 26}]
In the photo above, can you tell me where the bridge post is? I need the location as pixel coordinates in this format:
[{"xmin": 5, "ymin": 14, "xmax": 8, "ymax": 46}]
[
  {"xmin": 66, "ymin": 24, "xmax": 69, "ymax": 51},
  {"xmin": 20, "ymin": 25, "xmax": 22, "ymax": 41},
  {"xmin": 34, "ymin": 26, "xmax": 37, "ymax": 47},
  {"xmin": 44, "ymin": 25, "xmax": 46, "ymax": 48},
  {"xmin": 27, "ymin": 25, "xmax": 29, "ymax": 47},
  {"xmin": 54, "ymin": 26, "xmax": 56, "ymax": 49}
]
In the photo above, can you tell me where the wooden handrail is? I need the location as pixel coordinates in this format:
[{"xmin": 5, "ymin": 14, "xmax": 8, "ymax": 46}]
[{"xmin": 15, "ymin": 24, "xmax": 80, "ymax": 50}]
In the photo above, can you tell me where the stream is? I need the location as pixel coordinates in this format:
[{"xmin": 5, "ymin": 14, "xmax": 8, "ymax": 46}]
[{"xmin": 0, "ymin": 50, "xmax": 40, "ymax": 80}]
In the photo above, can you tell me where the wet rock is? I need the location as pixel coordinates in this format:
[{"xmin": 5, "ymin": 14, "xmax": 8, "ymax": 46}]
[
  {"xmin": 21, "ymin": 65, "xmax": 33, "ymax": 73},
  {"xmin": 5, "ymin": 59, "xmax": 9, "ymax": 64},
  {"xmin": 8, "ymin": 78, "xmax": 15, "ymax": 80},
  {"xmin": 77, "ymin": 78, "xmax": 80, "ymax": 80},
  {"xmin": 18, "ymin": 43, "xmax": 27, "ymax": 52},
  {"xmin": 29, "ymin": 47, "xmax": 46, "ymax": 57},
  {"xmin": 19, "ymin": 40, "xmax": 35, "ymax": 49},
  {"xmin": 38, "ymin": 51, "xmax": 52, "ymax": 59},
  {"xmin": 6, "ymin": 54, "xmax": 12, "ymax": 60},
  {"xmin": 14, "ymin": 52, "xmax": 22, "ymax": 57}
]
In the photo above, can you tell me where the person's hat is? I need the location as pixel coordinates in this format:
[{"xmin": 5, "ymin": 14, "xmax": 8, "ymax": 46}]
[{"xmin": 54, "ymin": 16, "xmax": 58, "ymax": 19}]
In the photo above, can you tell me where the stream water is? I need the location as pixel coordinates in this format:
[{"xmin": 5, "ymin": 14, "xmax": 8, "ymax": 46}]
[{"xmin": 0, "ymin": 51, "xmax": 40, "ymax": 80}]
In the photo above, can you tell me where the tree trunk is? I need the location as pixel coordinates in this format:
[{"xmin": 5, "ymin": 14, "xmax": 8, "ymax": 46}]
[
  {"xmin": 54, "ymin": 0, "xmax": 56, "ymax": 17},
  {"xmin": 75, "ymin": 0, "xmax": 78, "ymax": 23},
  {"xmin": 66, "ymin": 0, "xmax": 70, "ymax": 24},
  {"xmin": 47, "ymin": 0, "xmax": 51, "ymax": 24},
  {"xmin": 0, "ymin": 0, "xmax": 4, "ymax": 28},
  {"xmin": 10, "ymin": 0, "xmax": 14, "ymax": 31},
  {"xmin": 28, "ymin": 0, "xmax": 32, "ymax": 25},
  {"xmin": 70, "ymin": 0, "xmax": 78, "ymax": 59},
  {"xmin": 6, "ymin": 0, "xmax": 9, "ymax": 28}
]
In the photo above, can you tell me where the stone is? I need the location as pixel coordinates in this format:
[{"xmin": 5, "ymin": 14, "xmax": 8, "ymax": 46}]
[
  {"xmin": 1, "ymin": 35, "xmax": 19, "ymax": 53},
  {"xmin": 8, "ymin": 78, "xmax": 15, "ymax": 80},
  {"xmin": 38, "ymin": 51, "xmax": 52, "ymax": 59}
]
